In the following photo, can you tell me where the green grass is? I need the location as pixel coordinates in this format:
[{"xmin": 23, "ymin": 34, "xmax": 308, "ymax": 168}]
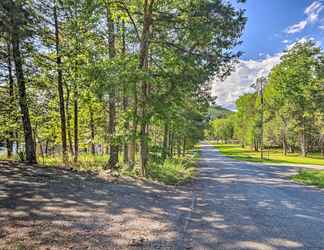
[
  {"xmin": 147, "ymin": 150, "xmax": 199, "ymax": 185},
  {"xmin": 212, "ymin": 143, "xmax": 324, "ymax": 166},
  {"xmin": 40, "ymin": 154, "xmax": 108, "ymax": 171},
  {"xmin": 292, "ymin": 170, "xmax": 324, "ymax": 188},
  {"xmin": 1, "ymin": 149, "xmax": 199, "ymax": 185}
]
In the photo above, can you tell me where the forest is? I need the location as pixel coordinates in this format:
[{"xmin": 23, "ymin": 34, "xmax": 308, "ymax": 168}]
[
  {"xmin": 208, "ymin": 41, "xmax": 324, "ymax": 159},
  {"xmin": 0, "ymin": 0, "xmax": 246, "ymax": 180}
]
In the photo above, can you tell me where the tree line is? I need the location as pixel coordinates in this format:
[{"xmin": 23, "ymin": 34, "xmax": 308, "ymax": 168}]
[
  {"xmin": 0, "ymin": 0, "xmax": 246, "ymax": 174},
  {"xmin": 208, "ymin": 41, "xmax": 324, "ymax": 157}
]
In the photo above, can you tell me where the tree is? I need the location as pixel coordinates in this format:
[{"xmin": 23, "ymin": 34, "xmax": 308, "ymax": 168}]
[
  {"xmin": 0, "ymin": 0, "xmax": 37, "ymax": 163},
  {"xmin": 266, "ymin": 41, "xmax": 323, "ymax": 156}
]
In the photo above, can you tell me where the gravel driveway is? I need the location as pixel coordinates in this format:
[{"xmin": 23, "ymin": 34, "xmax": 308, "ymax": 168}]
[{"xmin": 1, "ymin": 144, "xmax": 324, "ymax": 250}]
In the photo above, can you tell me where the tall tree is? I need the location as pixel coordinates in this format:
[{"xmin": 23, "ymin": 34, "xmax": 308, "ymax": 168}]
[
  {"xmin": 0, "ymin": 0, "xmax": 37, "ymax": 163},
  {"xmin": 53, "ymin": 0, "xmax": 68, "ymax": 164}
]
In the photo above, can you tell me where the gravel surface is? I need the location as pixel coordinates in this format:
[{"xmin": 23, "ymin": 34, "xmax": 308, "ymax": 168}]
[
  {"xmin": 1, "ymin": 144, "xmax": 324, "ymax": 250},
  {"xmin": 0, "ymin": 161, "xmax": 193, "ymax": 250},
  {"xmin": 185, "ymin": 144, "xmax": 324, "ymax": 249}
]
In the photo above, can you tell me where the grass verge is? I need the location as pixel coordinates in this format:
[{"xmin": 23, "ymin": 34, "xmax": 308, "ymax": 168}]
[
  {"xmin": 121, "ymin": 149, "xmax": 199, "ymax": 185},
  {"xmin": 292, "ymin": 170, "xmax": 324, "ymax": 188},
  {"xmin": 212, "ymin": 143, "xmax": 324, "ymax": 166},
  {"xmin": 148, "ymin": 152, "xmax": 199, "ymax": 185},
  {"xmin": 1, "ymin": 149, "xmax": 200, "ymax": 186}
]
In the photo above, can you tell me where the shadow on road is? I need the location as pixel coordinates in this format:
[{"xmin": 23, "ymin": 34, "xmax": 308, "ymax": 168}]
[
  {"xmin": 0, "ymin": 161, "xmax": 193, "ymax": 249},
  {"xmin": 184, "ymin": 144, "xmax": 324, "ymax": 249}
]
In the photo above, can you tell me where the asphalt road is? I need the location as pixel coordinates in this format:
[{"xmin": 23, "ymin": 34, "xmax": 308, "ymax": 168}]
[{"xmin": 183, "ymin": 144, "xmax": 324, "ymax": 250}]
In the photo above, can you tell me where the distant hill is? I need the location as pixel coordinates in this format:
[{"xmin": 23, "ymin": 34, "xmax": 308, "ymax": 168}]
[{"xmin": 208, "ymin": 105, "xmax": 233, "ymax": 120}]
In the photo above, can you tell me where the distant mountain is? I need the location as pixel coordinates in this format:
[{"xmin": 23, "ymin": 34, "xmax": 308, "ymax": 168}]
[{"xmin": 208, "ymin": 105, "xmax": 233, "ymax": 120}]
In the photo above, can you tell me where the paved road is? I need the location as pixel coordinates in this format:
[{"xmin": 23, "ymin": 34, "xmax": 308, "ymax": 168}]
[{"xmin": 184, "ymin": 144, "xmax": 324, "ymax": 249}]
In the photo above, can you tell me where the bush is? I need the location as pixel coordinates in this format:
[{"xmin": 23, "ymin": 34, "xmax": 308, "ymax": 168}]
[{"xmin": 148, "ymin": 153, "xmax": 198, "ymax": 185}]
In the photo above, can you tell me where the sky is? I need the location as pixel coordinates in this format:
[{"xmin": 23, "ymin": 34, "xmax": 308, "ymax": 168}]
[{"xmin": 212, "ymin": 0, "xmax": 324, "ymax": 110}]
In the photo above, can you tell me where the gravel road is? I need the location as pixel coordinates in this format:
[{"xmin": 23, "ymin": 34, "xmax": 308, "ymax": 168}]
[
  {"xmin": 185, "ymin": 144, "xmax": 324, "ymax": 249},
  {"xmin": 1, "ymin": 144, "xmax": 324, "ymax": 250}
]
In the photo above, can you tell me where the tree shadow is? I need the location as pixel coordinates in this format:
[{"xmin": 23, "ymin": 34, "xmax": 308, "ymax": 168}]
[
  {"xmin": 186, "ymin": 145, "xmax": 324, "ymax": 249},
  {"xmin": 0, "ymin": 161, "xmax": 193, "ymax": 249}
]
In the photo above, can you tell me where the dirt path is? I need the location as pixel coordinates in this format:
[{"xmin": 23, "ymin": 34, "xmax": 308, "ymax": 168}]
[{"xmin": 0, "ymin": 161, "xmax": 193, "ymax": 249}]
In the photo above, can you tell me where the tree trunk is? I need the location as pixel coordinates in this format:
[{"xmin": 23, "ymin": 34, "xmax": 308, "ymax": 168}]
[
  {"xmin": 162, "ymin": 121, "xmax": 169, "ymax": 160},
  {"xmin": 89, "ymin": 104, "xmax": 96, "ymax": 155},
  {"xmin": 169, "ymin": 131, "xmax": 173, "ymax": 158},
  {"xmin": 11, "ymin": 32, "xmax": 37, "ymax": 163},
  {"xmin": 299, "ymin": 115, "xmax": 307, "ymax": 157},
  {"xmin": 54, "ymin": 3, "xmax": 68, "ymax": 164},
  {"xmin": 66, "ymin": 86, "xmax": 74, "ymax": 155},
  {"xmin": 283, "ymin": 137, "xmax": 288, "ymax": 156},
  {"xmin": 138, "ymin": 0, "xmax": 154, "ymax": 175},
  {"xmin": 106, "ymin": 1, "xmax": 118, "ymax": 169},
  {"xmin": 320, "ymin": 136, "xmax": 324, "ymax": 158},
  {"xmin": 122, "ymin": 20, "xmax": 129, "ymax": 164},
  {"xmin": 177, "ymin": 138, "xmax": 181, "ymax": 157},
  {"xmin": 300, "ymin": 128, "xmax": 307, "ymax": 157},
  {"xmin": 45, "ymin": 140, "xmax": 49, "ymax": 156},
  {"xmin": 182, "ymin": 137, "xmax": 186, "ymax": 156},
  {"xmin": 128, "ymin": 89, "xmax": 137, "ymax": 165},
  {"xmin": 73, "ymin": 86, "xmax": 79, "ymax": 163},
  {"xmin": 123, "ymin": 95, "xmax": 129, "ymax": 164},
  {"xmin": 6, "ymin": 41, "xmax": 14, "ymax": 158}
]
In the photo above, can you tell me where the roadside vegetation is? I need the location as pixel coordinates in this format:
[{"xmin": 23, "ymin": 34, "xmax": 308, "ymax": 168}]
[
  {"xmin": 0, "ymin": 148, "xmax": 199, "ymax": 185},
  {"xmin": 0, "ymin": 0, "xmax": 246, "ymax": 184},
  {"xmin": 292, "ymin": 170, "xmax": 324, "ymax": 188},
  {"xmin": 213, "ymin": 144, "xmax": 324, "ymax": 166},
  {"xmin": 206, "ymin": 41, "xmax": 324, "ymax": 166}
]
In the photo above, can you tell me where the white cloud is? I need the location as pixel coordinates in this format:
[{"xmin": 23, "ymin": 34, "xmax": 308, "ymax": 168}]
[
  {"xmin": 305, "ymin": 1, "xmax": 324, "ymax": 23},
  {"xmin": 286, "ymin": 36, "xmax": 320, "ymax": 50},
  {"xmin": 287, "ymin": 21, "xmax": 307, "ymax": 34},
  {"xmin": 286, "ymin": 1, "xmax": 324, "ymax": 34},
  {"xmin": 282, "ymin": 39, "xmax": 290, "ymax": 44},
  {"xmin": 211, "ymin": 54, "xmax": 281, "ymax": 110}
]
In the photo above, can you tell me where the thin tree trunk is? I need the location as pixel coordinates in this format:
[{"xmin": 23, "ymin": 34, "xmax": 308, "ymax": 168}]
[
  {"xmin": 182, "ymin": 137, "xmax": 186, "ymax": 156},
  {"xmin": 105, "ymin": 2, "xmax": 118, "ymax": 169},
  {"xmin": 128, "ymin": 88, "xmax": 137, "ymax": 165},
  {"xmin": 138, "ymin": 0, "xmax": 154, "ymax": 175},
  {"xmin": 169, "ymin": 131, "xmax": 173, "ymax": 158},
  {"xmin": 123, "ymin": 96, "xmax": 129, "ymax": 164},
  {"xmin": 300, "ymin": 128, "xmax": 307, "ymax": 157},
  {"xmin": 73, "ymin": 86, "xmax": 79, "ymax": 163},
  {"xmin": 66, "ymin": 86, "xmax": 74, "ymax": 155},
  {"xmin": 45, "ymin": 140, "xmax": 49, "ymax": 156},
  {"xmin": 89, "ymin": 104, "xmax": 96, "ymax": 155},
  {"xmin": 162, "ymin": 121, "xmax": 169, "ymax": 160},
  {"xmin": 122, "ymin": 20, "xmax": 129, "ymax": 164},
  {"xmin": 283, "ymin": 136, "xmax": 288, "ymax": 156},
  {"xmin": 320, "ymin": 135, "xmax": 324, "ymax": 158},
  {"xmin": 11, "ymin": 32, "xmax": 37, "ymax": 163},
  {"xmin": 54, "ymin": 2, "xmax": 68, "ymax": 164},
  {"xmin": 177, "ymin": 138, "xmax": 181, "ymax": 157},
  {"xmin": 15, "ymin": 132, "xmax": 19, "ymax": 154},
  {"xmin": 6, "ymin": 41, "xmax": 14, "ymax": 158}
]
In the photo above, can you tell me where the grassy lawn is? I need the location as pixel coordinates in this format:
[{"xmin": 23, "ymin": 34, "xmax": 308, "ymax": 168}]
[
  {"xmin": 212, "ymin": 143, "xmax": 324, "ymax": 166},
  {"xmin": 292, "ymin": 170, "xmax": 324, "ymax": 188}
]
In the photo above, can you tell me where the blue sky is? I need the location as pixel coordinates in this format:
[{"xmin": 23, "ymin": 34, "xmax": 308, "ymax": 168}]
[
  {"xmin": 240, "ymin": 0, "xmax": 324, "ymax": 60},
  {"xmin": 213, "ymin": 0, "xmax": 324, "ymax": 110}
]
